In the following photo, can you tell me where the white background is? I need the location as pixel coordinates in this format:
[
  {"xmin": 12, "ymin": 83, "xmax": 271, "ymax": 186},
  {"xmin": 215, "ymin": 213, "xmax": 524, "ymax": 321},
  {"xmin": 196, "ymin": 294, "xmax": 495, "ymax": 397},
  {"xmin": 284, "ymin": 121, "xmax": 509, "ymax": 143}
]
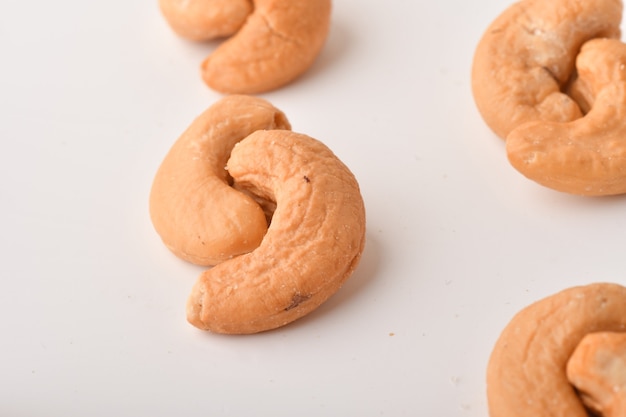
[{"xmin": 2, "ymin": 0, "xmax": 626, "ymax": 415}]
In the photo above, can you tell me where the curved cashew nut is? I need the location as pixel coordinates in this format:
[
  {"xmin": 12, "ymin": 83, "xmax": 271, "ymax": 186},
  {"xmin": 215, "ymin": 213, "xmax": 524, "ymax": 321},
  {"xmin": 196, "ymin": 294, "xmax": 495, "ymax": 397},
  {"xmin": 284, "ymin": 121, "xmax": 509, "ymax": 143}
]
[
  {"xmin": 506, "ymin": 38, "xmax": 626, "ymax": 196},
  {"xmin": 158, "ymin": 0, "xmax": 252, "ymax": 41},
  {"xmin": 487, "ymin": 283, "xmax": 626, "ymax": 417},
  {"xmin": 149, "ymin": 95, "xmax": 291, "ymax": 266},
  {"xmin": 567, "ymin": 332, "xmax": 626, "ymax": 417},
  {"xmin": 471, "ymin": 0, "xmax": 622, "ymax": 139},
  {"xmin": 159, "ymin": 0, "xmax": 332, "ymax": 94},
  {"xmin": 186, "ymin": 129, "xmax": 366, "ymax": 334}
]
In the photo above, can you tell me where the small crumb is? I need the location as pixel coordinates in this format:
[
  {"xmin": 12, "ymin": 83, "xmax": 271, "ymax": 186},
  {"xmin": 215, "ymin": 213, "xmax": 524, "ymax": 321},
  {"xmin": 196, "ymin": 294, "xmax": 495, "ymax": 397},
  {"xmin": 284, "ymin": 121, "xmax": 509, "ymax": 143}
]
[{"xmin": 389, "ymin": 332, "xmax": 395, "ymax": 337}]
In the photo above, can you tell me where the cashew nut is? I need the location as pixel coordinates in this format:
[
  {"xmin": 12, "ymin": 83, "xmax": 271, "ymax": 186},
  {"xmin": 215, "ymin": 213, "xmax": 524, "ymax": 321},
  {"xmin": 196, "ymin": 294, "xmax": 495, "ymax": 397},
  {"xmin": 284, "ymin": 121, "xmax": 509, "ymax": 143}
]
[
  {"xmin": 471, "ymin": 0, "xmax": 622, "ymax": 139},
  {"xmin": 487, "ymin": 283, "xmax": 626, "ymax": 417},
  {"xmin": 158, "ymin": 0, "xmax": 252, "ymax": 41},
  {"xmin": 186, "ymin": 129, "xmax": 366, "ymax": 334},
  {"xmin": 567, "ymin": 332, "xmax": 626, "ymax": 417},
  {"xmin": 506, "ymin": 38, "xmax": 626, "ymax": 196},
  {"xmin": 159, "ymin": 0, "xmax": 332, "ymax": 94},
  {"xmin": 149, "ymin": 95, "xmax": 291, "ymax": 266}
]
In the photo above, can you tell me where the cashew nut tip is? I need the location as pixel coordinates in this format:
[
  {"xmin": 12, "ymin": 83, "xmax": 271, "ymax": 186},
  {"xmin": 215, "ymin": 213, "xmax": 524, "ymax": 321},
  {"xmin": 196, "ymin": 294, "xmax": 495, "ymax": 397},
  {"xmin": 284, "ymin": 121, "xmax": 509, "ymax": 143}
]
[
  {"xmin": 158, "ymin": 0, "xmax": 253, "ymax": 41},
  {"xmin": 186, "ymin": 129, "xmax": 366, "ymax": 334},
  {"xmin": 159, "ymin": 0, "xmax": 333, "ymax": 94},
  {"xmin": 149, "ymin": 95, "xmax": 291, "ymax": 266},
  {"xmin": 471, "ymin": 0, "xmax": 622, "ymax": 139},
  {"xmin": 487, "ymin": 283, "xmax": 626, "ymax": 417},
  {"xmin": 506, "ymin": 38, "xmax": 626, "ymax": 196},
  {"xmin": 567, "ymin": 332, "xmax": 626, "ymax": 417}
]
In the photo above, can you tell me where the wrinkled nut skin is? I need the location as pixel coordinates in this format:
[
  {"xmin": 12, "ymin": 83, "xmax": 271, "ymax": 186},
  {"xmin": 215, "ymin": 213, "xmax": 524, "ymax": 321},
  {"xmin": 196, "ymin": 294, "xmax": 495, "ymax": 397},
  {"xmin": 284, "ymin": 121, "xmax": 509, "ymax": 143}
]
[
  {"xmin": 567, "ymin": 332, "xmax": 626, "ymax": 417},
  {"xmin": 471, "ymin": 0, "xmax": 622, "ymax": 139},
  {"xmin": 186, "ymin": 130, "xmax": 366, "ymax": 334},
  {"xmin": 507, "ymin": 39, "xmax": 626, "ymax": 196},
  {"xmin": 149, "ymin": 95, "xmax": 291, "ymax": 266},
  {"xmin": 487, "ymin": 283, "xmax": 626, "ymax": 417},
  {"xmin": 158, "ymin": 0, "xmax": 252, "ymax": 41},
  {"xmin": 200, "ymin": 0, "xmax": 332, "ymax": 94}
]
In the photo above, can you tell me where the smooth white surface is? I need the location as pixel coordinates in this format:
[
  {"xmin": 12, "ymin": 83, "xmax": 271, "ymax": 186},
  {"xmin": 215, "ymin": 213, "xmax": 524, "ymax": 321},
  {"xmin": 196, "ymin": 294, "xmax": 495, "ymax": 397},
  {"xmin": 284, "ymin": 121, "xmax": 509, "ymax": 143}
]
[{"xmin": 2, "ymin": 0, "xmax": 626, "ymax": 415}]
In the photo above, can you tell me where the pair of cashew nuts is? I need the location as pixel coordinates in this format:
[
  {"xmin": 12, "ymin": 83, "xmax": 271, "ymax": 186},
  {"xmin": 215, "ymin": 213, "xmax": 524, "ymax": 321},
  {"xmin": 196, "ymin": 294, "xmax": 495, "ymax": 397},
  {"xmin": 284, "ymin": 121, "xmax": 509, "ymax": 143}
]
[
  {"xmin": 487, "ymin": 282, "xmax": 626, "ymax": 417},
  {"xmin": 475, "ymin": 2, "xmax": 626, "ymax": 415},
  {"xmin": 472, "ymin": 0, "xmax": 626, "ymax": 196},
  {"xmin": 151, "ymin": 2, "xmax": 363, "ymax": 333},
  {"xmin": 150, "ymin": 95, "xmax": 366, "ymax": 334},
  {"xmin": 158, "ymin": 0, "xmax": 331, "ymax": 93}
]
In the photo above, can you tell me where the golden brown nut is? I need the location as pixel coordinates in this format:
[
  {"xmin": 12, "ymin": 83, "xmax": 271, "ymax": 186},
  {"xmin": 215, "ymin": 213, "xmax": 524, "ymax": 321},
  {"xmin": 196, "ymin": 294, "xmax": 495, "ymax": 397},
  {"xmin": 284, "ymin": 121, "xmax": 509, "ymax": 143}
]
[
  {"xmin": 487, "ymin": 283, "xmax": 626, "ymax": 417},
  {"xmin": 567, "ymin": 332, "xmax": 626, "ymax": 417},
  {"xmin": 158, "ymin": 0, "xmax": 252, "ymax": 41},
  {"xmin": 186, "ymin": 130, "xmax": 366, "ymax": 334},
  {"xmin": 506, "ymin": 38, "xmax": 626, "ymax": 196},
  {"xmin": 149, "ymin": 95, "xmax": 291, "ymax": 266},
  {"xmin": 471, "ymin": 0, "xmax": 622, "ymax": 139},
  {"xmin": 159, "ymin": 0, "xmax": 332, "ymax": 94}
]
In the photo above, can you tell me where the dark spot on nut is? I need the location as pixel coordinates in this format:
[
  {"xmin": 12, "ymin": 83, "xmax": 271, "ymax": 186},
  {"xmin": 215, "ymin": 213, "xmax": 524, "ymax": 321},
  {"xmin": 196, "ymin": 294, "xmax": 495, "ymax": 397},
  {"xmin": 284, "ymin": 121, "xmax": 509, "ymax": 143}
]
[
  {"xmin": 284, "ymin": 293, "xmax": 311, "ymax": 311},
  {"xmin": 303, "ymin": 175, "xmax": 310, "ymax": 183}
]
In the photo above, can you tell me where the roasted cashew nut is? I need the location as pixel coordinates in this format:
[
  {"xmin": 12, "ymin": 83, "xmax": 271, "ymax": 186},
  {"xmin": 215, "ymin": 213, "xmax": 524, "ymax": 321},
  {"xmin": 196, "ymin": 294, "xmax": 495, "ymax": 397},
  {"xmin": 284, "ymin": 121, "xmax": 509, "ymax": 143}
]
[
  {"xmin": 159, "ymin": 0, "xmax": 332, "ymax": 94},
  {"xmin": 471, "ymin": 0, "xmax": 622, "ymax": 140},
  {"xmin": 186, "ymin": 129, "xmax": 366, "ymax": 334},
  {"xmin": 567, "ymin": 332, "xmax": 626, "ymax": 417},
  {"xmin": 507, "ymin": 38, "xmax": 626, "ymax": 196},
  {"xmin": 487, "ymin": 283, "xmax": 626, "ymax": 417},
  {"xmin": 149, "ymin": 95, "xmax": 291, "ymax": 266}
]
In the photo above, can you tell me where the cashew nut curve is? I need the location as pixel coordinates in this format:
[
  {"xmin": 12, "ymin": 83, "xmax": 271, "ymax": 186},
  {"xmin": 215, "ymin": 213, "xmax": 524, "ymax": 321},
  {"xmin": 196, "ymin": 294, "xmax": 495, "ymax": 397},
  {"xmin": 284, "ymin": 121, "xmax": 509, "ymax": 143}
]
[
  {"xmin": 487, "ymin": 283, "xmax": 626, "ymax": 417},
  {"xmin": 567, "ymin": 332, "xmax": 626, "ymax": 417},
  {"xmin": 159, "ymin": 0, "xmax": 332, "ymax": 94},
  {"xmin": 471, "ymin": 0, "xmax": 622, "ymax": 140},
  {"xmin": 507, "ymin": 38, "xmax": 626, "ymax": 196},
  {"xmin": 186, "ymin": 129, "xmax": 366, "ymax": 334},
  {"xmin": 149, "ymin": 95, "xmax": 291, "ymax": 266}
]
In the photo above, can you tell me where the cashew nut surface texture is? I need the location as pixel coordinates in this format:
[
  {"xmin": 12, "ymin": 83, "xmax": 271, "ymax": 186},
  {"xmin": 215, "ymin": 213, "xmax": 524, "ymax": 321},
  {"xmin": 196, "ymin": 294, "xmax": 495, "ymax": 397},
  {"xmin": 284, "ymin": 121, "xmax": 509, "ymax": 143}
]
[
  {"xmin": 186, "ymin": 129, "xmax": 366, "ymax": 334},
  {"xmin": 471, "ymin": 0, "xmax": 622, "ymax": 140},
  {"xmin": 159, "ymin": 0, "xmax": 332, "ymax": 94},
  {"xmin": 507, "ymin": 38, "xmax": 626, "ymax": 196},
  {"xmin": 567, "ymin": 332, "xmax": 626, "ymax": 417},
  {"xmin": 487, "ymin": 283, "xmax": 626, "ymax": 417},
  {"xmin": 149, "ymin": 95, "xmax": 291, "ymax": 266}
]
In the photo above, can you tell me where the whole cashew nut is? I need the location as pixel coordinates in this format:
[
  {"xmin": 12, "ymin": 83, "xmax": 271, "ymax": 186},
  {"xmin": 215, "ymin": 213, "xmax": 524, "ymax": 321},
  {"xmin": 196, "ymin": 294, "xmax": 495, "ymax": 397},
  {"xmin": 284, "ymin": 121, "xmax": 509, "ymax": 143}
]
[
  {"xmin": 487, "ymin": 283, "xmax": 626, "ymax": 417},
  {"xmin": 471, "ymin": 0, "xmax": 622, "ymax": 140},
  {"xmin": 149, "ymin": 95, "xmax": 291, "ymax": 266},
  {"xmin": 506, "ymin": 38, "xmax": 626, "ymax": 196},
  {"xmin": 186, "ymin": 129, "xmax": 366, "ymax": 334},
  {"xmin": 159, "ymin": 0, "xmax": 332, "ymax": 94},
  {"xmin": 567, "ymin": 332, "xmax": 626, "ymax": 417}
]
